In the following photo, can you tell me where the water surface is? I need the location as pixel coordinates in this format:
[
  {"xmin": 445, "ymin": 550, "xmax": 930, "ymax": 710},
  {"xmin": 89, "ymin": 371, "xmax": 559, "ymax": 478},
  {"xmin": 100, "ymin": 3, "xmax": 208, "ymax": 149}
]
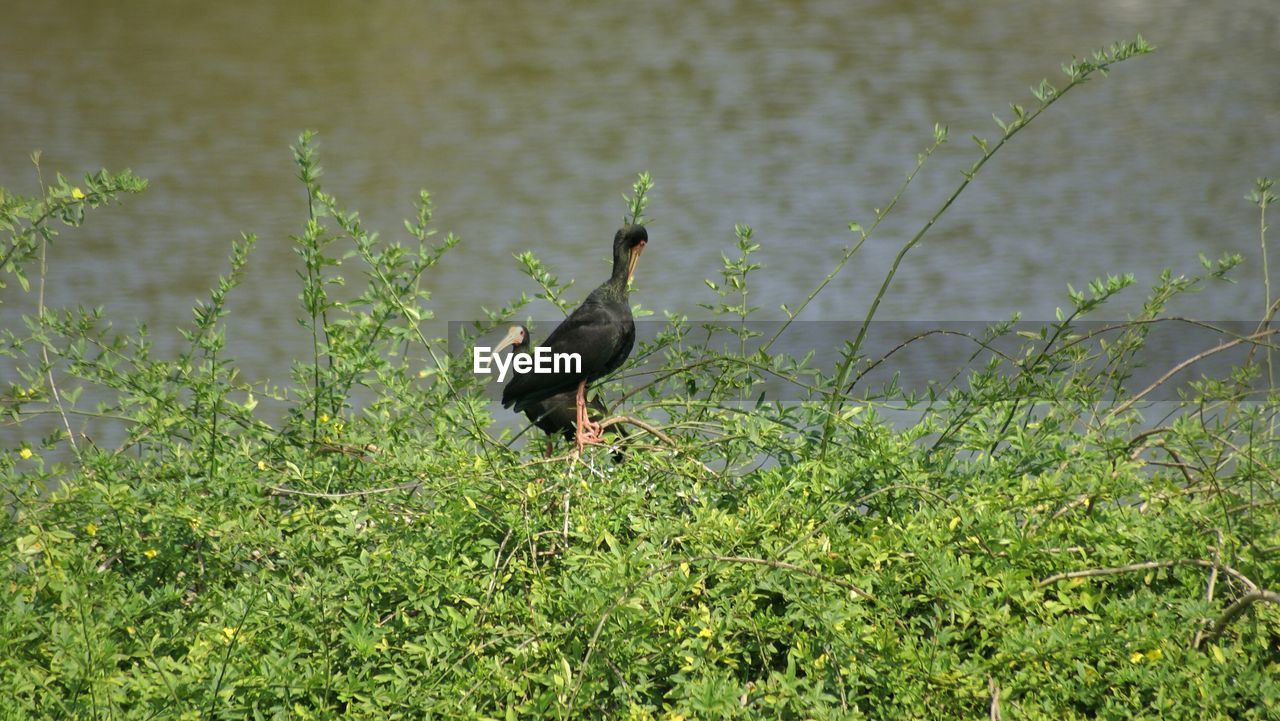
[{"xmin": 2, "ymin": 0, "xmax": 1277, "ymax": 385}]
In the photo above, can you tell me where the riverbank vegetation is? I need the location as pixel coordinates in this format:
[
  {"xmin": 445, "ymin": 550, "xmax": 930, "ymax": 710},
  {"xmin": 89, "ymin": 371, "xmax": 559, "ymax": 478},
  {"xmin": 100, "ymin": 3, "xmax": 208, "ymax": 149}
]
[{"xmin": 3, "ymin": 37, "xmax": 1278, "ymax": 718}]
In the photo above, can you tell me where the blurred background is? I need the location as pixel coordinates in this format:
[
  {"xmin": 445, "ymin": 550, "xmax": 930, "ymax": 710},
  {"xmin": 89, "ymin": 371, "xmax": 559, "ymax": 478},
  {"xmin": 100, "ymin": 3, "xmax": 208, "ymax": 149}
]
[{"xmin": 1, "ymin": 0, "xmax": 1277, "ymax": 385}]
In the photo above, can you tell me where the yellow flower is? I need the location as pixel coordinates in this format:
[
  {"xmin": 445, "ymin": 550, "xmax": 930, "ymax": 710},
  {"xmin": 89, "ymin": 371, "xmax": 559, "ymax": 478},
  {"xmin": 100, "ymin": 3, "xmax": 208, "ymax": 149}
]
[
  {"xmin": 19, "ymin": 448, "xmax": 33, "ymax": 460},
  {"xmin": 257, "ymin": 460, "xmax": 267, "ymax": 471},
  {"xmin": 417, "ymin": 368, "xmax": 429, "ymax": 378},
  {"xmin": 222, "ymin": 627, "xmax": 237, "ymax": 642},
  {"xmin": 85, "ymin": 522, "xmax": 97, "ymax": 537},
  {"xmin": 318, "ymin": 413, "xmax": 329, "ymax": 424},
  {"xmin": 126, "ymin": 626, "xmax": 136, "ymax": 635},
  {"xmin": 1145, "ymin": 648, "xmax": 1162, "ymax": 662},
  {"xmin": 1129, "ymin": 651, "xmax": 1144, "ymax": 664},
  {"xmin": 71, "ymin": 187, "xmax": 85, "ymax": 200},
  {"xmin": 143, "ymin": 549, "xmax": 157, "ymax": 559},
  {"xmin": 698, "ymin": 627, "xmax": 713, "ymax": 639}
]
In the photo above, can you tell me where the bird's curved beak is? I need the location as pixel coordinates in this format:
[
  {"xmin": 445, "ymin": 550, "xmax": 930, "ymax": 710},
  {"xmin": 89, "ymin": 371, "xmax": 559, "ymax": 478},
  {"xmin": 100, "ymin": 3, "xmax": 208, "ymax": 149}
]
[
  {"xmin": 626, "ymin": 240, "xmax": 646, "ymax": 283},
  {"xmin": 496, "ymin": 326, "xmax": 525, "ymax": 351}
]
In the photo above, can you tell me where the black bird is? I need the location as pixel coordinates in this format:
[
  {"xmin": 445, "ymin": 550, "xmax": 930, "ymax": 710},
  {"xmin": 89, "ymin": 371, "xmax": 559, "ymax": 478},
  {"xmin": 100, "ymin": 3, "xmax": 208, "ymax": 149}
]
[
  {"xmin": 501, "ymin": 225, "xmax": 648, "ymax": 451},
  {"xmin": 495, "ymin": 324, "xmax": 626, "ymax": 460}
]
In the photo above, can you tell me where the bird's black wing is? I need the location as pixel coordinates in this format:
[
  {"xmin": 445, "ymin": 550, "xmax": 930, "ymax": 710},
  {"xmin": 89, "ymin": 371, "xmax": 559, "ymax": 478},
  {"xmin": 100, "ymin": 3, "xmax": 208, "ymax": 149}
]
[{"xmin": 501, "ymin": 300, "xmax": 634, "ymax": 410}]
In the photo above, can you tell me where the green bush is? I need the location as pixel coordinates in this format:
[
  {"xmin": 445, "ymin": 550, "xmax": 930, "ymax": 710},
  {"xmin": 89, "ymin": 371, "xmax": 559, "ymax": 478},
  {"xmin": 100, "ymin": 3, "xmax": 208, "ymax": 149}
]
[{"xmin": 3, "ymin": 37, "xmax": 1278, "ymax": 719}]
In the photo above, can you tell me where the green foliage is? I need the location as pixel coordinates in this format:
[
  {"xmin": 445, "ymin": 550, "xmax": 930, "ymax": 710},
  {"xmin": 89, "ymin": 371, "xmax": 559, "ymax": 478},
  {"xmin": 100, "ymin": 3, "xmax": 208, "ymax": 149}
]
[
  {"xmin": 0, "ymin": 159, "xmax": 147, "ymax": 296},
  {"xmin": 3, "ymin": 37, "xmax": 1279, "ymax": 719}
]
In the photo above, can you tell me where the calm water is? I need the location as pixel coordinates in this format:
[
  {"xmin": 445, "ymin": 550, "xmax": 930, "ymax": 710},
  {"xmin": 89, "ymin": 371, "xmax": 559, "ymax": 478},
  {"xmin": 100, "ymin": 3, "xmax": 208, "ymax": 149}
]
[{"xmin": 2, "ymin": 0, "xmax": 1278, "ymax": 386}]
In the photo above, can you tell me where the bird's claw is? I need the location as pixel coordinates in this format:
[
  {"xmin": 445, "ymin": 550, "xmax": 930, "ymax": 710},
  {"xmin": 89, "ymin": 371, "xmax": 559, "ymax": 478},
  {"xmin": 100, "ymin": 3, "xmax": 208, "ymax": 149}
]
[{"xmin": 575, "ymin": 419, "xmax": 606, "ymax": 454}]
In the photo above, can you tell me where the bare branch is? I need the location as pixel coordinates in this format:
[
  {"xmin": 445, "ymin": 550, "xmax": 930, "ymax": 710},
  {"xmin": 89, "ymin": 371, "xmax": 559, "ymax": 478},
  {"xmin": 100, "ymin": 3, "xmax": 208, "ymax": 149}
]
[
  {"xmin": 266, "ymin": 481, "xmax": 421, "ymax": 498},
  {"xmin": 1038, "ymin": 559, "xmax": 1257, "ymax": 593},
  {"xmin": 598, "ymin": 414, "xmax": 675, "ymax": 445},
  {"xmin": 1109, "ymin": 329, "xmax": 1279, "ymax": 418},
  {"xmin": 1194, "ymin": 589, "xmax": 1280, "ymax": 648}
]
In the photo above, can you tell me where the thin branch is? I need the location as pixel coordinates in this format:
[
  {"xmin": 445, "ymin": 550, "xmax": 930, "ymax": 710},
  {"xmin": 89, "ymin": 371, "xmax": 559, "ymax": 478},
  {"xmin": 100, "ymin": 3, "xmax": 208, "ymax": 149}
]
[
  {"xmin": 598, "ymin": 415, "xmax": 675, "ymax": 445},
  {"xmin": 1046, "ymin": 493, "xmax": 1093, "ymax": 523},
  {"xmin": 1127, "ymin": 426, "xmax": 1174, "ymax": 460},
  {"xmin": 1038, "ymin": 559, "xmax": 1257, "ymax": 593},
  {"xmin": 824, "ymin": 39, "xmax": 1154, "ymax": 455},
  {"xmin": 848, "ymin": 327, "xmax": 1018, "ymax": 392},
  {"xmin": 266, "ymin": 481, "xmax": 422, "ymax": 498},
  {"xmin": 1194, "ymin": 589, "xmax": 1280, "ymax": 648},
  {"xmin": 1207, "ymin": 530, "xmax": 1223, "ymax": 603},
  {"xmin": 599, "ymin": 414, "xmax": 719, "ymax": 477},
  {"xmin": 32, "ymin": 156, "xmax": 79, "ymax": 457},
  {"xmin": 1108, "ymin": 329, "xmax": 1279, "ymax": 418}
]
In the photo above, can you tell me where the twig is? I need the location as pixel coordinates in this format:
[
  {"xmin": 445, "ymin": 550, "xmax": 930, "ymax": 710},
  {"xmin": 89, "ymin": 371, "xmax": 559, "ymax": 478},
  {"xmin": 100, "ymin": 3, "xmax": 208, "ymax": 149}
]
[
  {"xmin": 452, "ymin": 631, "xmax": 548, "ymax": 707},
  {"xmin": 603, "ymin": 655, "xmax": 629, "ymax": 692},
  {"xmin": 266, "ymin": 481, "xmax": 421, "ymax": 498},
  {"xmin": 1146, "ymin": 458, "xmax": 1199, "ymax": 487},
  {"xmin": 1127, "ymin": 426, "xmax": 1173, "ymax": 460},
  {"xmin": 314, "ymin": 441, "xmax": 381, "ymax": 457},
  {"xmin": 32, "ymin": 156, "xmax": 79, "ymax": 457},
  {"xmin": 1207, "ymin": 530, "xmax": 1223, "ymax": 603},
  {"xmin": 1038, "ymin": 559, "xmax": 1257, "ymax": 593},
  {"xmin": 853, "ymin": 483, "xmax": 951, "ymax": 508},
  {"xmin": 1039, "ymin": 546, "xmax": 1086, "ymax": 556},
  {"xmin": 1108, "ymin": 329, "xmax": 1279, "ymax": 418},
  {"xmin": 598, "ymin": 415, "xmax": 674, "ymax": 445},
  {"xmin": 481, "ymin": 528, "xmax": 515, "ymax": 616},
  {"xmin": 988, "ymin": 677, "xmax": 1002, "ymax": 721},
  {"xmin": 562, "ymin": 489, "xmax": 571, "ymax": 547},
  {"xmin": 599, "ymin": 415, "xmax": 719, "ymax": 477},
  {"xmin": 848, "ymin": 327, "xmax": 1018, "ymax": 392},
  {"xmin": 1046, "ymin": 493, "xmax": 1093, "ymax": 524},
  {"xmin": 824, "ymin": 38, "xmax": 1154, "ymax": 456},
  {"xmin": 1226, "ymin": 498, "xmax": 1279, "ymax": 515},
  {"xmin": 1193, "ymin": 589, "xmax": 1280, "ymax": 648},
  {"xmin": 1203, "ymin": 428, "xmax": 1280, "ymax": 485}
]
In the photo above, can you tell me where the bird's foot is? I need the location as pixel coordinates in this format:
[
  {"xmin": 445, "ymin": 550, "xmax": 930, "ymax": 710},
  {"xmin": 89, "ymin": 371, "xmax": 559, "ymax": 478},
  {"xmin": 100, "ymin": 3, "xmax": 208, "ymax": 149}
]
[{"xmin": 574, "ymin": 418, "xmax": 606, "ymax": 454}]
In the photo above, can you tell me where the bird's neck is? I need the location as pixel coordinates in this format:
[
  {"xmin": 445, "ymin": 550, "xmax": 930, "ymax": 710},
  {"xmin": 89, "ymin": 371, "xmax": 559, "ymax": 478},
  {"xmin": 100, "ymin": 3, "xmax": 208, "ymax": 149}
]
[{"xmin": 606, "ymin": 246, "xmax": 631, "ymax": 292}]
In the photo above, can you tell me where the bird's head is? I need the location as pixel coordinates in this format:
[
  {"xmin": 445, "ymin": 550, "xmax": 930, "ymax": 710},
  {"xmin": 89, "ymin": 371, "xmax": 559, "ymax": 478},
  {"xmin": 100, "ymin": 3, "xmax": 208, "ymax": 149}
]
[
  {"xmin": 614, "ymin": 224, "xmax": 648, "ymax": 283},
  {"xmin": 496, "ymin": 324, "xmax": 530, "ymax": 353}
]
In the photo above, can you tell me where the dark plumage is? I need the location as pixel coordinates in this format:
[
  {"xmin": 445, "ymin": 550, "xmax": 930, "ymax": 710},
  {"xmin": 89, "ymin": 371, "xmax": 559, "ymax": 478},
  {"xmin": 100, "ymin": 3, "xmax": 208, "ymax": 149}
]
[
  {"xmin": 501, "ymin": 225, "xmax": 647, "ymax": 450},
  {"xmin": 496, "ymin": 325, "xmax": 626, "ymax": 461}
]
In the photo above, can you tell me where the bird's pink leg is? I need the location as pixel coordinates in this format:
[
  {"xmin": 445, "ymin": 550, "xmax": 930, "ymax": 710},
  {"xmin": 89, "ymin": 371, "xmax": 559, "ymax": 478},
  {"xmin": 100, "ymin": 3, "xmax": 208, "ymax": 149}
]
[{"xmin": 574, "ymin": 380, "xmax": 605, "ymax": 453}]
